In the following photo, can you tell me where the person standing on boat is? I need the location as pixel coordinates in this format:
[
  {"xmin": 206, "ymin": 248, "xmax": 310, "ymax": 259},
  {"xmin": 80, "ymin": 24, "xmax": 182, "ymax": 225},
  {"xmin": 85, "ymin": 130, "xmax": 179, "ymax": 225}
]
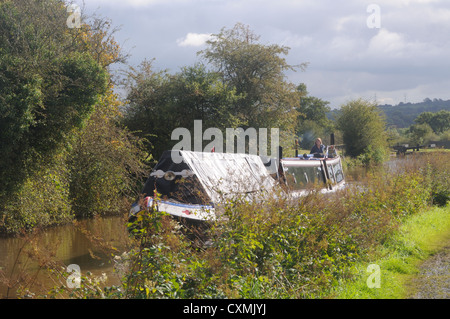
[{"xmin": 310, "ymin": 138, "xmax": 325, "ymax": 154}]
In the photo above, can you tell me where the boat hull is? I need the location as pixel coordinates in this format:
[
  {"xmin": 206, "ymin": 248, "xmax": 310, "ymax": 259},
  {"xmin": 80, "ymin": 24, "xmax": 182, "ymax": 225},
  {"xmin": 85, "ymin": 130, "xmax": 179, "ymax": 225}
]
[{"xmin": 129, "ymin": 197, "xmax": 216, "ymax": 223}]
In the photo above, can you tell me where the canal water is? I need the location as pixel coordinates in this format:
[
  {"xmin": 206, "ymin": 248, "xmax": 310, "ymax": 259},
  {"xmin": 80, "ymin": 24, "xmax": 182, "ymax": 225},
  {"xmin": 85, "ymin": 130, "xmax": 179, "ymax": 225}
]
[{"xmin": 0, "ymin": 215, "xmax": 132, "ymax": 299}]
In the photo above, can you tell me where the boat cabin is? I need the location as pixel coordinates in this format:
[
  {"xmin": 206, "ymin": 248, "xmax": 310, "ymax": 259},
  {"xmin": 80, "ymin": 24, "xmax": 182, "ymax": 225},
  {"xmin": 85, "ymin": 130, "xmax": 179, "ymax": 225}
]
[{"xmin": 280, "ymin": 155, "xmax": 345, "ymax": 196}]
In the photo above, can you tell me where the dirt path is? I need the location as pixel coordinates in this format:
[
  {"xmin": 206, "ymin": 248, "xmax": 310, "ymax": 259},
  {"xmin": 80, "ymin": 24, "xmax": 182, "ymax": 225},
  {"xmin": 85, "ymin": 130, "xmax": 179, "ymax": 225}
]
[{"xmin": 409, "ymin": 245, "xmax": 450, "ymax": 299}]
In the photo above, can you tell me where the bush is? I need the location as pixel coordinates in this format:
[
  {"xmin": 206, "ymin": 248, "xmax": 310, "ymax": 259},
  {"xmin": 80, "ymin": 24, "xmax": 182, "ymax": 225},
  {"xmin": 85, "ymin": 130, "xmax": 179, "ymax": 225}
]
[
  {"xmin": 425, "ymin": 152, "xmax": 450, "ymax": 207},
  {"xmin": 336, "ymin": 99, "xmax": 388, "ymax": 165},
  {"xmin": 0, "ymin": 92, "xmax": 149, "ymax": 233},
  {"xmin": 68, "ymin": 103, "xmax": 149, "ymax": 218},
  {"xmin": 0, "ymin": 0, "xmax": 108, "ymax": 197},
  {"xmin": 0, "ymin": 153, "xmax": 72, "ymax": 235}
]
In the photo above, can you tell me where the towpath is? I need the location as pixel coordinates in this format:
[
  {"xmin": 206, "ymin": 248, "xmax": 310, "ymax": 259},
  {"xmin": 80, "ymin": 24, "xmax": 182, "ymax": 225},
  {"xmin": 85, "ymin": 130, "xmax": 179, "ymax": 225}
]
[{"xmin": 409, "ymin": 245, "xmax": 449, "ymax": 299}]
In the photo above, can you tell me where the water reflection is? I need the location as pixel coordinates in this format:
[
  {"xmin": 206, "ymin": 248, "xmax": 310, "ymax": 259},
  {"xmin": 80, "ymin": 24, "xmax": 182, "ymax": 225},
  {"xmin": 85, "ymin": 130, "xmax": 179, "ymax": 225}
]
[{"xmin": 0, "ymin": 215, "xmax": 131, "ymax": 298}]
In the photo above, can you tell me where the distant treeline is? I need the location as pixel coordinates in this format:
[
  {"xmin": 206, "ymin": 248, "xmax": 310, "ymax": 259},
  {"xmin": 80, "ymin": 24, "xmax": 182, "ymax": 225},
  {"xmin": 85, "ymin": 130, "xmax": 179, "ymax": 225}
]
[{"xmin": 377, "ymin": 98, "xmax": 450, "ymax": 128}]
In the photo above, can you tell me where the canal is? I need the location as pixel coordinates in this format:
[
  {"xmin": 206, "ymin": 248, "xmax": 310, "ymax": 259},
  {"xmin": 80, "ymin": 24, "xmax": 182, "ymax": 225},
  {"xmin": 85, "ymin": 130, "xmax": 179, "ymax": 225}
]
[{"xmin": 0, "ymin": 214, "xmax": 132, "ymax": 298}]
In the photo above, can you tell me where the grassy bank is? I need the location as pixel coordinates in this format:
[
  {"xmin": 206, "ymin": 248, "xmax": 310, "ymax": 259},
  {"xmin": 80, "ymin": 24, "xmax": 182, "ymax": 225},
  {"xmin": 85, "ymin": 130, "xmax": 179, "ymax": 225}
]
[{"xmin": 330, "ymin": 204, "xmax": 450, "ymax": 298}]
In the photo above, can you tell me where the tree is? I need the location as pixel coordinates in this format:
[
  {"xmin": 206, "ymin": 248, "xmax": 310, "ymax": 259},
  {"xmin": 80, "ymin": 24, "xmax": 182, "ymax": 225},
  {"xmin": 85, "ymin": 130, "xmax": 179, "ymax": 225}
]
[
  {"xmin": 66, "ymin": 14, "xmax": 147, "ymax": 217},
  {"xmin": 414, "ymin": 110, "xmax": 450, "ymax": 134},
  {"xmin": 168, "ymin": 63, "xmax": 243, "ymax": 130},
  {"xmin": 123, "ymin": 61, "xmax": 242, "ymax": 159},
  {"xmin": 0, "ymin": 1, "xmax": 148, "ymax": 233},
  {"xmin": 296, "ymin": 83, "xmax": 333, "ymax": 149},
  {"xmin": 124, "ymin": 23, "xmax": 309, "ymax": 159},
  {"xmin": 0, "ymin": 0, "xmax": 108, "ymax": 196},
  {"xmin": 296, "ymin": 83, "xmax": 331, "ymax": 126},
  {"xmin": 199, "ymin": 23, "xmax": 307, "ymax": 133},
  {"xmin": 408, "ymin": 123, "xmax": 436, "ymax": 145},
  {"xmin": 68, "ymin": 86, "xmax": 149, "ymax": 217},
  {"xmin": 336, "ymin": 99, "xmax": 388, "ymax": 164}
]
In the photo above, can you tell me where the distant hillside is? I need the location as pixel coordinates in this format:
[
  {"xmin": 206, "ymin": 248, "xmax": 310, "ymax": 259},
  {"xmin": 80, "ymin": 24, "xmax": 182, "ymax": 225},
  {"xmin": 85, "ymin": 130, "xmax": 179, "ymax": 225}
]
[{"xmin": 377, "ymin": 98, "xmax": 450, "ymax": 128}]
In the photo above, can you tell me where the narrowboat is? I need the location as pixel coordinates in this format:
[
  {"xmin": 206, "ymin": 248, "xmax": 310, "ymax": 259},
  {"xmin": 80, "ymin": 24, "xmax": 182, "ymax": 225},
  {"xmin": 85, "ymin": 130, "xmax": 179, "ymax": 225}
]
[
  {"xmin": 130, "ymin": 147, "xmax": 345, "ymax": 224},
  {"xmin": 129, "ymin": 150, "xmax": 276, "ymax": 224}
]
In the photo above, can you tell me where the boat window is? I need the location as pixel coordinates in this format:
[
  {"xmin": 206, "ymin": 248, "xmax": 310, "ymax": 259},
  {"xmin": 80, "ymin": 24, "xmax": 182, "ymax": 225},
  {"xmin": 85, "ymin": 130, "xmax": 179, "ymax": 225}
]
[
  {"xmin": 327, "ymin": 164, "xmax": 336, "ymax": 184},
  {"xmin": 284, "ymin": 166, "xmax": 325, "ymax": 190},
  {"xmin": 333, "ymin": 162, "xmax": 344, "ymax": 183}
]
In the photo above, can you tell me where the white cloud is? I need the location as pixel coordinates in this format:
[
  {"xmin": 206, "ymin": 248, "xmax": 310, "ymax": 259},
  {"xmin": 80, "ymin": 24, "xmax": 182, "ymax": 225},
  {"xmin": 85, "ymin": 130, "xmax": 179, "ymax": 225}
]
[
  {"xmin": 366, "ymin": 28, "xmax": 441, "ymax": 64},
  {"xmin": 176, "ymin": 33, "xmax": 213, "ymax": 47},
  {"xmin": 280, "ymin": 32, "xmax": 313, "ymax": 48},
  {"xmin": 368, "ymin": 28, "xmax": 406, "ymax": 56}
]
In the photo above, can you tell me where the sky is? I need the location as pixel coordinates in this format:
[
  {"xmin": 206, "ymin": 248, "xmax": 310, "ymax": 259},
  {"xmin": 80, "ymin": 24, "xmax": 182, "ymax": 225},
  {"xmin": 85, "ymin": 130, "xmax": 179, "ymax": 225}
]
[{"xmin": 76, "ymin": 0, "xmax": 450, "ymax": 108}]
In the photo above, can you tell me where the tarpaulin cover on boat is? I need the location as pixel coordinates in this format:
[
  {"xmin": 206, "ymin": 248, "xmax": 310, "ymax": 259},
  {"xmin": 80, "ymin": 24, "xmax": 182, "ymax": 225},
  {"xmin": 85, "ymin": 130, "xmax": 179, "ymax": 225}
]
[{"xmin": 141, "ymin": 150, "xmax": 276, "ymax": 205}]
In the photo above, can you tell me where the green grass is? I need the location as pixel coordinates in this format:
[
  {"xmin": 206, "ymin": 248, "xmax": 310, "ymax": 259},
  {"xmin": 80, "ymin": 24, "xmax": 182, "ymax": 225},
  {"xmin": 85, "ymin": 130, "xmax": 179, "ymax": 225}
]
[
  {"xmin": 330, "ymin": 204, "xmax": 450, "ymax": 299},
  {"xmin": 419, "ymin": 148, "xmax": 450, "ymax": 153}
]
